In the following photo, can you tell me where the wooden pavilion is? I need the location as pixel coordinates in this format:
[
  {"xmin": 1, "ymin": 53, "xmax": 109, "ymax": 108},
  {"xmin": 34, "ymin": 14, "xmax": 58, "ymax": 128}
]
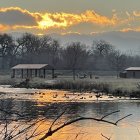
[{"xmin": 11, "ymin": 64, "xmax": 54, "ymax": 79}]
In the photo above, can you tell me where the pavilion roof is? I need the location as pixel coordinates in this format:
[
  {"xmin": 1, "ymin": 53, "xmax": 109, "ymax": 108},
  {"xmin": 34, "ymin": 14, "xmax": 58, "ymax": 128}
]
[
  {"xmin": 125, "ymin": 67, "xmax": 140, "ymax": 71},
  {"xmin": 11, "ymin": 64, "xmax": 53, "ymax": 70}
]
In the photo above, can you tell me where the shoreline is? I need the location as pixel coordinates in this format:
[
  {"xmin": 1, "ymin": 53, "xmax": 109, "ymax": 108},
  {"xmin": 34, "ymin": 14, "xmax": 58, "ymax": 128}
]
[
  {"xmin": 0, "ymin": 85, "xmax": 140, "ymax": 103},
  {"xmin": 0, "ymin": 75, "xmax": 140, "ymax": 98}
]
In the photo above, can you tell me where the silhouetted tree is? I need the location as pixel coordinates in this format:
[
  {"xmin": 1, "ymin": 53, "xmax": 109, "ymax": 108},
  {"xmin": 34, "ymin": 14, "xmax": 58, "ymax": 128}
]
[
  {"xmin": 63, "ymin": 42, "xmax": 89, "ymax": 80},
  {"xmin": 108, "ymin": 50, "xmax": 127, "ymax": 77},
  {"xmin": 92, "ymin": 40, "xmax": 113, "ymax": 57},
  {"xmin": 0, "ymin": 34, "xmax": 14, "ymax": 69},
  {"xmin": 92, "ymin": 40, "xmax": 114, "ymax": 70},
  {"xmin": 17, "ymin": 33, "xmax": 40, "ymax": 63}
]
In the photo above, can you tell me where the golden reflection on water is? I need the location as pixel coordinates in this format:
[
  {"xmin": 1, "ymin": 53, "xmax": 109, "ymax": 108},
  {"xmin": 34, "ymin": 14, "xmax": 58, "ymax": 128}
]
[
  {"xmin": 34, "ymin": 89, "xmax": 118, "ymax": 104},
  {"xmin": 33, "ymin": 122, "xmax": 105, "ymax": 140},
  {"xmin": 1, "ymin": 120, "xmax": 140, "ymax": 140},
  {"xmin": 32, "ymin": 90, "xmax": 140, "ymax": 140},
  {"xmin": 0, "ymin": 109, "xmax": 139, "ymax": 139},
  {"xmin": 0, "ymin": 88, "xmax": 139, "ymax": 140},
  {"xmin": 30, "ymin": 119, "xmax": 140, "ymax": 140},
  {"xmin": 34, "ymin": 90, "xmax": 68, "ymax": 103}
]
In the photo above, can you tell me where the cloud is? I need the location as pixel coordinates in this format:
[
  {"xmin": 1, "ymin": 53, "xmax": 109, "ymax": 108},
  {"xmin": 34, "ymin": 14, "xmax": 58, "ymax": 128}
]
[
  {"xmin": 0, "ymin": 24, "xmax": 9, "ymax": 31},
  {"xmin": 38, "ymin": 10, "xmax": 119, "ymax": 29},
  {"xmin": 0, "ymin": 7, "xmax": 42, "ymax": 26},
  {"xmin": 120, "ymin": 27, "xmax": 140, "ymax": 32},
  {"xmin": 1, "ymin": 7, "xmax": 140, "ymax": 34},
  {"xmin": 133, "ymin": 11, "xmax": 140, "ymax": 17}
]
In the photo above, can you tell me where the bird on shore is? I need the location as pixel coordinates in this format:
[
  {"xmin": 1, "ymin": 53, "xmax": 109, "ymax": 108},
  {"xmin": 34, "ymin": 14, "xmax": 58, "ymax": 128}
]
[
  {"xmin": 95, "ymin": 94, "xmax": 102, "ymax": 100},
  {"xmin": 53, "ymin": 94, "xmax": 58, "ymax": 98}
]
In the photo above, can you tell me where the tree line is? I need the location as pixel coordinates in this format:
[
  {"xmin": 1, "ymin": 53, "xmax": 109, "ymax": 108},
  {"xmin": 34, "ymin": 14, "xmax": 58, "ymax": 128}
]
[{"xmin": 0, "ymin": 33, "xmax": 140, "ymax": 76}]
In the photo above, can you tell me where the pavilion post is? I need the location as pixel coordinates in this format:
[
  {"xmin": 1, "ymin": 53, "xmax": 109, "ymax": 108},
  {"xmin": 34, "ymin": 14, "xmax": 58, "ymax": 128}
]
[
  {"xmin": 30, "ymin": 69, "xmax": 32, "ymax": 78},
  {"xmin": 27, "ymin": 69, "xmax": 29, "ymax": 78},
  {"xmin": 52, "ymin": 68, "xmax": 55, "ymax": 79},
  {"xmin": 21, "ymin": 69, "xmax": 23, "ymax": 78},
  {"xmin": 12, "ymin": 69, "xmax": 15, "ymax": 78},
  {"xmin": 35, "ymin": 69, "xmax": 37, "ymax": 77},
  {"xmin": 39, "ymin": 69, "xmax": 41, "ymax": 77},
  {"xmin": 43, "ymin": 69, "xmax": 46, "ymax": 78}
]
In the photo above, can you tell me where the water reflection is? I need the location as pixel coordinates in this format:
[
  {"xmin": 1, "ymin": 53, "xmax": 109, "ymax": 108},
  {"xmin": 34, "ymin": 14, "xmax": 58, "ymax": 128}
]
[{"xmin": 0, "ymin": 99, "xmax": 140, "ymax": 140}]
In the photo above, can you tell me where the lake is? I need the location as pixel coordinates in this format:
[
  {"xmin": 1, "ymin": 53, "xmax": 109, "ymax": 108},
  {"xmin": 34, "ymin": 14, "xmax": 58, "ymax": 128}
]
[{"xmin": 0, "ymin": 86, "xmax": 140, "ymax": 140}]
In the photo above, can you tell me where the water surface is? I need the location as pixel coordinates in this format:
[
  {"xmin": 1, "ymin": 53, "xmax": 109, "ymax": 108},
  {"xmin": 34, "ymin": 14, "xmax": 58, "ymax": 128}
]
[{"xmin": 0, "ymin": 86, "xmax": 139, "ymax": 140}]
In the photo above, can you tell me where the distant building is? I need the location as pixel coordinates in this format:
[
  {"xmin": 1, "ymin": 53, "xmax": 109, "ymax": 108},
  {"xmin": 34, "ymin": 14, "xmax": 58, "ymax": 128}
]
[{"xmin": 120, "ymin": 67, "xmax": 140, "ymax": 78}]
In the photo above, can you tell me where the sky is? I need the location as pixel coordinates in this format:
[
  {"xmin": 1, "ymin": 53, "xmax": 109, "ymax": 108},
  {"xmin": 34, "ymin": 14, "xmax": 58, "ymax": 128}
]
[{"xmin": 0, "ymin": 0, "xmax": 140, "ymax": 35}]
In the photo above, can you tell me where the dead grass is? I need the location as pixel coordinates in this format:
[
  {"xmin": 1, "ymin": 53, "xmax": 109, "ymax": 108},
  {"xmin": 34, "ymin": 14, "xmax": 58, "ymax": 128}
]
[{"xmin": 1, "ymin": 74, "xmax": 140, "ymax": 97}]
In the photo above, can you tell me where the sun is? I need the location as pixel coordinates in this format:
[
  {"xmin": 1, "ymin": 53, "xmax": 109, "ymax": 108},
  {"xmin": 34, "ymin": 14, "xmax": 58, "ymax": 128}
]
[
  {"xmin": 38, "ymin": 18, "xmax": 59, "ymax": 29},
  {"xmin": 38, "ymin": 21, "xmax": 48, "ymax": 29},
  {"xmin": 38, "ymin": 14, "xmax": 68, "ymax": 29},
  {"xmin": 38, "ymin": 14, "xmax": 57, "ymax": 29}
]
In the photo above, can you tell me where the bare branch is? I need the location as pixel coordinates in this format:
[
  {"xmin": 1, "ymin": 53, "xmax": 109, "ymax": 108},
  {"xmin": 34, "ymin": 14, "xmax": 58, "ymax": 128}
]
[
  {"xmin": 115, "ymin": 114, "xmax": 132, "ymax": 125},
  {"xmin": 49, "ymin": 109, "xmax": 66, "ymax": 130},
  {"xmin": 39, "ymin": 110, "xmax": 132, "ymax": 140},
  {"xmin": 101, "ymin": 133, "xmax": 112, "ymax": 140},
  {"xmin": 101, "ymin": 110, "xmax": 120, "ymax": 120}
]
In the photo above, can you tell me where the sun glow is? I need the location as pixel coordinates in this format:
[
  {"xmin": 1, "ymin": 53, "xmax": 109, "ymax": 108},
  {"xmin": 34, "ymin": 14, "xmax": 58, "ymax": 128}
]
[
  {"xmin": 38, "ymin": 14, "xmax": 68, "ymax": 29},
  {"xmin": 37, "ymin": 10, "xmax": 119, "ymax": 30},
  {"xmin": 38, "ymin": 20, "xmax": 49, "ymax": 29},
  {"xmin": 38, "ymin": 19, "xmax": 67, "ymax": 29}
]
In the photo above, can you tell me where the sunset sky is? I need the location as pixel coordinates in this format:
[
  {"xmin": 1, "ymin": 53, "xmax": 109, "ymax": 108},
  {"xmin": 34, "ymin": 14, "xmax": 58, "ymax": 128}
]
[{"xmin": 0, "ymin": 0, "xmax": 140, "ymax": 35}]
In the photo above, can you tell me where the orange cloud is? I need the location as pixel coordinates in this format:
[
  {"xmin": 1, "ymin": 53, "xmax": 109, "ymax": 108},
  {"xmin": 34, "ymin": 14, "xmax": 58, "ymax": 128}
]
[
  {"xmin": 11, "ymin": 25, "xmax": 38, "ymax": 30},
  {"xmin": 0, "ymin": 24, "xmax": 9, "ymax": 31},
  {"xmin": 61, "ymin": 31, "xmax": 81, "ymax": 35},
  {"xmin": 120, "ymin": 27, "xmax": 140, "ymax": 32},
  {"xmin": 133, "ymin": 11, "xmax": 140, "ymax": 17},
  {"xmin": 38, "ymin": 10, "xmax": 119, "ymax": 29},
  {"xmin": 0, "ymin": 7, "xmax": 139, "ymax": 34}
]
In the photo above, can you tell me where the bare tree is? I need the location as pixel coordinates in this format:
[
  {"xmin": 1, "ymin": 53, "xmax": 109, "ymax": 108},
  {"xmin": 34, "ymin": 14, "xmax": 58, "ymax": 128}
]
[
  {"xmin": 108, "ymin": 50, "xmax": 127, "ymax": 77},
  {"xmin": 92, "ymin": 40, "xmax": 114, "ymax": 70},
  {"xmin": 63, "ymin": 42, "xmax": 89, "ymax": 80},
  {"xmin": 92, "ymin": 40, "xmax": 114, "ymax": 57},
  {"xmin": 49, "ymin": 39, "xmax": 60, "ymax": 68},
  {"xmin": 39, "ymin": 35, "xmax": 52, "ymax": 64},
  {"xmin": 0, "ymin": 34, "xmax": 14, "ymax": 69},
  {"xmin": 39, "ymin": 36, "xmax": 60, "ymax": 69},
  {"xmin": 17, "ymin": 33, "xmax": 40, "ymax": 63}
]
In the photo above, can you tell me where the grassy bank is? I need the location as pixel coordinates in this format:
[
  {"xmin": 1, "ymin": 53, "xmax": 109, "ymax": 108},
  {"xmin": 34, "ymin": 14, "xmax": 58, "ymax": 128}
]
[
  {"xmin": 13, "ymin": 77, "xmax": 140, "ymax": 98},
  {"xmin": 0, "ymin": 73, "xmax": 140, "ymax": 98}
]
